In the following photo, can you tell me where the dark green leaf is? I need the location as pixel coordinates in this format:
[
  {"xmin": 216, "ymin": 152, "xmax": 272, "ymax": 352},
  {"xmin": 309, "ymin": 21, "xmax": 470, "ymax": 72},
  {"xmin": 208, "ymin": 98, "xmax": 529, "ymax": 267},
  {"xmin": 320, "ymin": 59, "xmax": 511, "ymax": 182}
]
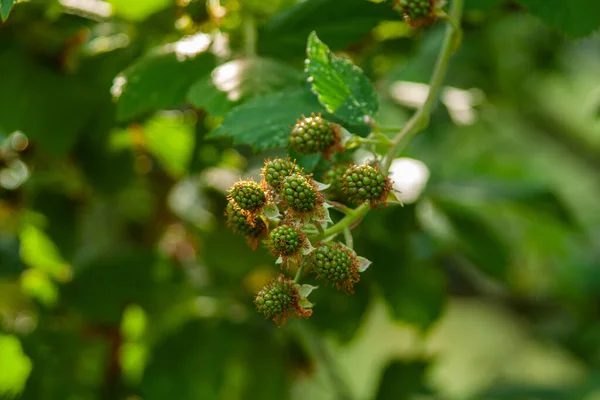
[
  {"xmin": 376, "ymin": 360, "xmax": 429, "ymax": 400},
  {"xmin": 1, "ymin": 0, "xmax": 15, "ymax": 21},
  {"xmin": 0, "ymin": 50, "xmax": 96, "ymax": 156},
  {"xmin": 115, "ymin": 36, "xmax": 215, "ymax": 121},
  {"xmin": 306, "ymin": 32, "xmax": 378, "ymax": 126},
  {"xmin": 207, "ymin": 88, "xmax": 327, "ymax": 150},
  {"xmin": 187, "ymin": 57, "xmax": 303, "ymax": 116},
  {"xmin": 435, "ymin": 200, "xmax": 510, "ymax": 279},
  {"xmin": 259, "ymin": 0, "xmax": 396, "ymax": 57},
  {"xmin": 517, "ymin": 0, "xmax": 600, "ymax": 38},
  {"xmin": 465, "ymin": 0, "xmax": 505, "ymax": 11}
]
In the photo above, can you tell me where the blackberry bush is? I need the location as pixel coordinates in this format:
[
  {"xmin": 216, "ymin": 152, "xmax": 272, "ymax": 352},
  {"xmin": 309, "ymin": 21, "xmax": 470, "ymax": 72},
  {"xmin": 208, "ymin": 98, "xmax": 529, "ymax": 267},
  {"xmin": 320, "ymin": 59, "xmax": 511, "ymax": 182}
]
[
  {"xmin": 289, "ymin": 113, "xmax": 341, "ymax": 158},
  {"xmin": 227, "ymin": 179, "xmax": 267, "ymax": 213},
  {"xmin": 322, "ymin": 162, "xmax": 352, "ymax": 201},
  {"xmin": 393, "ymin": 0, "xmax": 438, "ymax": 26},
  {"xmin": 280, "ymin": 173, "xmax": 323, "ymax": 216},
  {"xmin": 269, "ymin": 223, "xmax": 305, "ymax": 261},
  {"xmin": 225, "ymin": 203, "xmax": 267, "ymax": 249},
  {"xmin": 342, "ymin": 164, "xmax": 392, "ymax": 207},
  {"xmin": 262, "ymin": 157, "xmax": 302, "ymax": 192},
  {"xmin": 310, "ymin": 242, "xmax": 360, "ymax": 294},
  {"xmin": 254, "ymin": 275, "xmax": 312, "ymax": 326}
]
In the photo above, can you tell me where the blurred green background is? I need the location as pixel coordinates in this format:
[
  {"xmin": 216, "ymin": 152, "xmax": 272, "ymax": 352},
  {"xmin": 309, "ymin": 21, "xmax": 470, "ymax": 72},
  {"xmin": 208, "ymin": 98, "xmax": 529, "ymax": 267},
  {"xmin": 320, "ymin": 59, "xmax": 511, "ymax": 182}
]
[{"xmin": 1, "ymin": 0, "xmax": 600, "ymax": 399}]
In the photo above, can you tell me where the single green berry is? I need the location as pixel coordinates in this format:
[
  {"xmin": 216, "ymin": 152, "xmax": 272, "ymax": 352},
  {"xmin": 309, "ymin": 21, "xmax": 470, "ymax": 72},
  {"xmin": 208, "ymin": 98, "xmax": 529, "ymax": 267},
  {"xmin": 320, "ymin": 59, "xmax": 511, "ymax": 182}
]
[
  {"xmin": 393, "ymin": 0, "xmax": 437, "ymax": 26},
  {"xmin": 289, "ymin": 113, "xmax": 340, "ymax": 157},
  {"xmin": 225, "ymin": 203, "xmax": 266, "ymax": 249},
  {"xmin": 254, "ymin": 275, "xmax": 311, "ymax": 325},
  {"xmin": 310, "ymin": 242, "xmax": 360, "ymax": 294},
  {"xmin": 269, "ymin": 224, "xmax": 303, "ymax": 257},
  {"xmin": 322, "ymin": 162, "xmax": 352, "ymax": 200},
  {"xmin": 262, "ymin": 158, "xmax": 302, "ymax": 191},
  {"xmin": 281, "ymin": 174, "xmax": 323, "ymax": 214},
  {"xmin": 227, "ymin": 180, "xmax": 266, "ymax": 212},
  {"xmin": 342, "ymin": 164, "xmax": 391, "ymax": 206}
]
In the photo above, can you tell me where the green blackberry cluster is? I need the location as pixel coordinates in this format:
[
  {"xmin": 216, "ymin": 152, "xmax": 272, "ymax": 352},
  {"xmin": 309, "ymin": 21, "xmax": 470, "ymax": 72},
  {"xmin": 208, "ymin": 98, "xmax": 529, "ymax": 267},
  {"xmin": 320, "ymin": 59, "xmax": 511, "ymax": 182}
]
[
  {"xmin": 262, "ymin": 157, "xmax": 302, "ymax": 191},
  {"xmin": 289, "ymin": 113, "xmax": 340, "ymax": 157},
  {"xmin": 254, "ymin": 275, "xmax": 311, "ymax": 325},
  {"xmin": 310, "ymin": 242, "xmax": 360, "ymax": 294},
  {"xmin": 225, "ymin": 203, "xmax": 266, "ymax": 248},
  {"xmin": 281, "ymin": 173, "xmax": 323, "ymax": 214},
  {"xmin": 342, "ymin": 164, "xmax": 391, "ymax": 206},
  {"xmin": 269, "ymin": 224, "xmax": 303, "ymax": 257},
  {"xmin": 393, "ymin": 0, "xmax": 437, "ymax": 26},
  {"xmin": 227, "ymin": 180, "xmax": 266, "ymax": 212},
  {"xmin": 322, "ymin": 162, "xmax": 351, "ymax": 200}
]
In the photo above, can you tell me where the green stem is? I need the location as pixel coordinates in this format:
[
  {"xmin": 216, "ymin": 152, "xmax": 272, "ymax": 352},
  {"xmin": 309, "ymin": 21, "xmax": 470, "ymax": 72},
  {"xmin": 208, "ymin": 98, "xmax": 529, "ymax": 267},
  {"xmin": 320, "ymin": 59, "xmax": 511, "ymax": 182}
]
[
  {"xmin": 381, "ymin": 0, "xmax": 464, "ymax": 171},
  {"xmin": 313, "ymin": 203, "xmax": 370, "ymax": 242},
  {"xmin": 343, "ymin": 228, "xmax": 353, "ymax": 249},
  {"xmin": 243, "ymin": 15, "xmax": 257, "ymax": 57},
  {"xmin": 293, "ymin": 263, "xmax": 306, "ymax": 283}
]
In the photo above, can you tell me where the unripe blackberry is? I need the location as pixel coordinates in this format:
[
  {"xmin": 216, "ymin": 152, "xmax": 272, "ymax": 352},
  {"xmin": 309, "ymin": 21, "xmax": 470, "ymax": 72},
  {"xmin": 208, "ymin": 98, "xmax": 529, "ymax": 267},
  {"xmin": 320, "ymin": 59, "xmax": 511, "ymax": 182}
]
[
  {"xmin": 225, "ymin": 203, "xmax": 266, "ymax": 249},
  {"xmin": 269, "ymin": 224, "xmax": 303, "ymax": 257},
  {"xmin": 289, "ymin": 113, "xmax": 341, "ymax": 158},
  {"xmin": 322, "ymin": 162, "xmax": 351, "ymax": 200},
  {"xmin": 254, "ymin": 275, "xmax": 311, "ymax": 325},
  {"xmin": 310, "ymin": 243, "xmax": 360, "ymax": 294},
  {"xmin": 262, "ymin": 157, "xmax": 302, "ymax": 191},
  {"xmin": 280, "ymin": 174, "xmax": 324, "ymax": 215},
  {"xmin": 393, "ymin": 0, "xmax": 437, "ymax": 26},
  {"xmin": 342, "ymin": 164, "xmax": 392, "ymax": 207},
  {"xmin": 227, "ymin": 180, "xmax": 266, "ymax": 212}
]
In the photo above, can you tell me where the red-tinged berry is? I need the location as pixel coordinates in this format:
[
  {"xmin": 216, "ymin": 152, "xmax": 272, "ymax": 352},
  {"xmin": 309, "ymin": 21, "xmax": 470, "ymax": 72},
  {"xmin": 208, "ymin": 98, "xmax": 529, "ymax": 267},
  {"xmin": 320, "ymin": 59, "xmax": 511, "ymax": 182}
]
[
  {"xmin": 225, "ymin": 203, "xmax": 266, "ymax": 249},
  {"xmin": 262, "ymin": 157, "xmax": 302, "ymax": 192},
  {"xmin": 341, "ymin": 164, "xmax": 392, "ymax": 207},
  {"xmin": 393, "ymin": 0, "xmax": 438, "ymax": 27},
  {"xmin": 227, "ymin": 180, "xmax": 267, "ymax": 213},
  {"xmin": 254, "ymin": 275, "xmax": 312, "ymax": 326},
  {"xmin": 310, "ymin": 242, "xmax": 360, "ymax": 294},
  {"xmin": 280, "ymin": 173, "xmax": 324, "ymax": 217},
  {"xmin": 289, "ymin": 113, "xmax": 341, "ymax": 158}
]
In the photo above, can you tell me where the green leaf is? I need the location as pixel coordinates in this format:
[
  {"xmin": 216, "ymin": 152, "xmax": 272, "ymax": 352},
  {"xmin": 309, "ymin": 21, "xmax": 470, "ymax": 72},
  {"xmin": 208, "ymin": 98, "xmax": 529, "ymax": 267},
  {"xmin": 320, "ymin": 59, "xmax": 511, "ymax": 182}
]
[
  {"xmin": 517, "ymin": 0, "xmax": 600, "ymax": 38},
  {"xmin": 20, "ymin": 224, "xmax": 70, "ymax": 282},
  {"xmin": 143, "ymin": 113, "xmax": 195, "ymax": 177},
  {"xmin": 435, "ymin": 200, "xmax": 510, "ymax": 279},
  {"xmin": 360, "ymin": 205, "xmax": 446, "ymax": 330},
  {"xmin": 1, "ymin": 0, "xmax": 16, "ymax": 21},
  {"xmin": 375, "ymin": 360, "xmax": 429, "ymax": 400},
  {"xmin": 114, "ymin": 34, "xmax": 215, "ymax": 121},
  {"xmin": 465, "ymin": 0, "xmax": 505, "ymax": 11},
  {"xmin": 187, "ymin": 57, "xmax": 303, "ymax": 116},
  {"xmin": 259, "ymin": 0, "xmax": 396, "ymax": 57},
  {"xmin": 207, "ymin": 88, "xmax": 327, "ymax": 150},
  {"xmin": 0, "ymin": 50, "xmax": 96, "ymax": 156},
  {"xmin": 306, "ymin": 32, "xmax": 378, "ymax": 126},
  {"xmin": 107, "ymin": 0, "xmax": 172, "ymax": 21},
  {"xmin": 0, "ymin": 334, "xmax": 32, "ymax": 397}
]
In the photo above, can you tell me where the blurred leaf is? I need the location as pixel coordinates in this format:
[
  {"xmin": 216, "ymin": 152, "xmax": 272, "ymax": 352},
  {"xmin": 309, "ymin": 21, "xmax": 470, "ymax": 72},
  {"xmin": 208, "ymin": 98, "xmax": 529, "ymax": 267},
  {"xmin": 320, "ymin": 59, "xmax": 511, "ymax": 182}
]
[
  {"xmin": 188, "ymin": 57, "xmax": 303, "ymax": 116},
  {"xmin": 465, "ymin": 0, "xmax": 505, "ymax": 11},
  {"xmin": 0, "ymin": 235, "xmax": 21, "ymax": 277},
  {"xmin": 141, "ymin": 320, "xmax": 239, "ymax": 400},
  {"xmin": 435, "ymin": 200, "xmax": 510, "ymax": 279},
  {"xmin": 429, "ymin": 180, "xmax": 578, "ymax": 227},
  {"xmin": 259, "ymin": 0, "xmax": 396, "ymax": 56},
  {"xmin": 517, "ymin": 0, "xmax": 600, "ymax": 38},
  {"xmin": 208, "ymin": 88, "xmax": 327, "ymax": 150},
  {"xmin": 0, "ymin": 50, "xmax": 95, "ymax": 156},
  {"xmin": 307, "ymin": 281, "xmax": 370, "ymax": 342},
  {"xmin": 0, "ymin": 334, "xmax": 32, "ymax": 397},
  {"xmin": 20, "ymin": 269, "xmax": 59, "ymax": 307},
  {"xmin": 360, "ymin": 205, "xmax": 446, "ymax": 330},
  {"xmin": 143, "ymin": 113, "xmax": 195, "ymax": 177},
  {"xmin": 107, "ymin": 0, "xmax": 172, "ymax": 21},
  {"xmin": 115, "ymin": 35, "xmax": 215, "ymax": 121},
  {"xmin": 1, "ymin": 0, "xmax": 15, "ymax": 21},
  {"xmin": 306, "ymin": 32, "xmax": 379, "ymax": 126},
  {"xmin": 375, "ymin": 360, "xmax": 429, "ymax": 400},
  {"xmin": 20, "ymin": 224, "xmax": 70, "ymax": 282},
  {"xmin": 481, "ymin": 385, "xmax": 569, "ymax": 399}
]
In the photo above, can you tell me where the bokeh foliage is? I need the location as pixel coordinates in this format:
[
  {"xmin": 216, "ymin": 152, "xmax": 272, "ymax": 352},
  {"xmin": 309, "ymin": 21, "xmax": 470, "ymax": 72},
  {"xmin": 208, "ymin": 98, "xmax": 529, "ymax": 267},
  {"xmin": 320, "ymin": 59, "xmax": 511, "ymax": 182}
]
[{"xmin": 1, "ymin": 0, "xmax": 600, "ymax": 399}]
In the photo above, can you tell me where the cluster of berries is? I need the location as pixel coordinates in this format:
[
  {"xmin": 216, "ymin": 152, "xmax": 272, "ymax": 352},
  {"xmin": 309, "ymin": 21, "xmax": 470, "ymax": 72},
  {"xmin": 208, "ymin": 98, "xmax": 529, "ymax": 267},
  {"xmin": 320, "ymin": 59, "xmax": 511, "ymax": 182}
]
[
  {"xmin": 393, "ymin": 0, "xmax": 438, "ymax": 27},
  {"xmin": 225, "ymin": 114, "xmax": 392, "ymax": 325}
]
